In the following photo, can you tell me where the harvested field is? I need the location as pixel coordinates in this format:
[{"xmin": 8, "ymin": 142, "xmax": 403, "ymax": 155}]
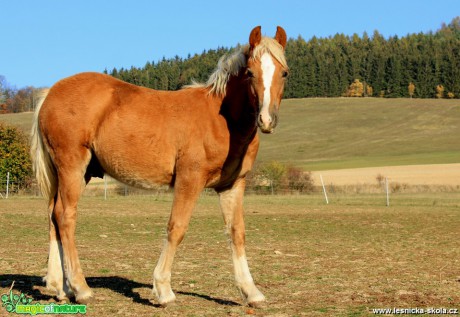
[{"xmin": 313, "ymin": 163, "xmax": 460, "ymax": 186}]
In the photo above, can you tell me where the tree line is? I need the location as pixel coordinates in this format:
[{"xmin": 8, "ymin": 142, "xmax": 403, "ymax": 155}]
[
  {"xmin": 1, "ymin": 18, "xmax": 459, "ymax": 114},
  {"xmin": 104, "ymin": 17, "xmax": 459, "ymax": 99},
  {"xmin": 0, "ymin": 76, "xmax": 39, "ymax": 113},
  {"xmin": 286, "ymin": 17, "xmax": 460, "ymax": 98}
]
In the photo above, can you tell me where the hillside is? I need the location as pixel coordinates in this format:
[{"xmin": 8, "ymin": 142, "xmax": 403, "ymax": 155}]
[
  {"xmin": 259, "ymin": 98, "xmax": 460, "ymax": 170},
  {"xmin": 1, "ymin": 98, "xmax": 459, "ymax": 171}
]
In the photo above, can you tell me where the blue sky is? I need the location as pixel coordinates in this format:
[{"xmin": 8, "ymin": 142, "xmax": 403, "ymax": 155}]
[{"xmin": 1, "ymin": 0, "xmax": 459, "ymax": 88}]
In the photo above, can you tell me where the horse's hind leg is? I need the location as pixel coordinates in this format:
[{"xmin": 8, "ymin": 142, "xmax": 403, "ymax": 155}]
[
  {"xmin": 52, "ymin": 150, "xmax": 93, "ymax": 303},
  {"xmin": 44, "ymin": 194, "xmax": 74, "ymax": 302},
  {"xmin": 218, "ymin": 179, "xmax": 265, "ymax": 307}
]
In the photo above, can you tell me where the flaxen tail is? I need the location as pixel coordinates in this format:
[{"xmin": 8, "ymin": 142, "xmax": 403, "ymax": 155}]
[{"xmin": 30, "ymin": 89, "xmax": 57, "ymax": 201}]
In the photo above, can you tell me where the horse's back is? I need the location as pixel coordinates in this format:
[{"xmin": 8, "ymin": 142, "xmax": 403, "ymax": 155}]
[{"xmin": 38, "ymin": 72, "xmax": 226, "ymax": 188}]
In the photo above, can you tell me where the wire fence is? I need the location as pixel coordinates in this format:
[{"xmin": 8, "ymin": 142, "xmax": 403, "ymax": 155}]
[
  {"xmin": 1, "ymin": 174, "xmax": 459, "ymax": 206},
  {"xmin": 0, "ymin": 173, "xmax": 39, "ymax": 198},
  {"xmin": 0, "ymin": 178, "xmax": 320, "ymax": 197},
  {"xmin": 0, "ymin": 175, "xmax": 335, "ymax": 196}
]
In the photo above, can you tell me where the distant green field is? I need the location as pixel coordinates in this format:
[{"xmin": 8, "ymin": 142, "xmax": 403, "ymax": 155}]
[
  {"xmin": 259, "ymin": 98, "xmax": 460, "ymax": 170},
  {"xmin": 1, "ymin": 98, "xmax": 459, "ymax": 170}
]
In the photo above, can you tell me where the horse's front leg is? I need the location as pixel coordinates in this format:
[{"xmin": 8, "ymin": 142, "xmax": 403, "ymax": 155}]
[
  {"xmin": 153, "ymin": 174, "xmax": 204, "ymax": 307},
  {"xmin": 218, "ymin": 178, "xmax": 265, "ymax": 307}
]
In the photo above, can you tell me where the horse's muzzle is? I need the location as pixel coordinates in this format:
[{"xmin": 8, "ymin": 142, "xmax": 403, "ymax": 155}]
[{"xmin": 257, "ymin": 111, "xmax": 278, "ymax": 134}]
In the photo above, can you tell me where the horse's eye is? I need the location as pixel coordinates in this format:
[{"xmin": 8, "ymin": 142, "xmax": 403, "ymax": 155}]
[
  {"xmin": 282, "ymin": 71, "xmax": 289, "ymax": 78},
  {"xmin": 246, "ymin": 69, "xmax": 254, "ymax": 78}
]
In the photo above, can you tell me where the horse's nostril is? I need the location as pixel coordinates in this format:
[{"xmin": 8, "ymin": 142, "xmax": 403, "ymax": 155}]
[{"xmin": 259, "ymin": 114, "xmax": 271, "ymax": 123}]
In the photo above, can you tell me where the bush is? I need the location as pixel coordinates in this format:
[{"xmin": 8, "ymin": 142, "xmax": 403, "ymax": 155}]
[
  {"xmin": 247, "ymin": 161, "xmax": 314, "ymax": 194},
  {"xmin": 0, "ymin": 123, "xmax": 33, "ymax": 191},
  {"xmin": 286, "ymin": 166, "xmax": 314, "ymax": 193}
]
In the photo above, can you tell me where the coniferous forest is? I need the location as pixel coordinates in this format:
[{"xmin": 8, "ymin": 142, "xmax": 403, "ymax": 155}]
[{"xmin": 105, "ymin": 18, "xmax": 460, "ymax": 99}]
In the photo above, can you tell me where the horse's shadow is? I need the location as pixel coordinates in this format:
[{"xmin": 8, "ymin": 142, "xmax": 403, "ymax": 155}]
[{"xmin": 0, "ymin": 274, "xmax": 239, "ymax": 307}]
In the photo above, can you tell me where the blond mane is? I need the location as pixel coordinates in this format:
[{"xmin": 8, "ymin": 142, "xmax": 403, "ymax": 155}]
[{"xmin": 186, "ymin": 36, "xmax": 288, "ymax": 97}]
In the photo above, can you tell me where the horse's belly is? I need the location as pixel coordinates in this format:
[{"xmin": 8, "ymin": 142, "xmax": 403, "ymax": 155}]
[
  {"xmin": 99, "ymin": 155, "xmax": 174, "ymax": 189},
  {"xmin": 92, "ymin": 141, "xmax": 176, "ymax": 189},
  {"xmin": 114, "ymin": 172, "xmax": 173, "ymax": 189},
  {"xmin": 110, "ymin": 158, "xmax": 173, "ymax": 188}
]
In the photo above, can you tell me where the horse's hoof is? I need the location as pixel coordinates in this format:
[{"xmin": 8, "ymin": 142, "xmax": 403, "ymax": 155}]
[
  {"xmin": 158, "ymin": 292, "xmax": 176, "ymax": 308},
  {"xmin": 56, "ymin": 296, "xmax": 71, "ymax": 304},
  {"xmin": 248, "ymin": 300, "xmax": 265, "ymax": 308},
  {"xmin": 246, "ymin": 289, "xmax": 265, "ymax": 308},
  {"xmin": 75, "ymin": 290, "xmax": 93, "ymax": 304},
  {"xmin": 160, "ymin": 300, "xmax": 176, "ymax": 308},
  {"xmin": 55, "ymin": 289, "xmax": 74, "ymax": 303},
  {"xmin": 158, "ymin": 297, "xmax": 176, "ymax": 308},
  {"xmin": 76, "ymin": 296, "xmax": 93, "ymax": 305}
]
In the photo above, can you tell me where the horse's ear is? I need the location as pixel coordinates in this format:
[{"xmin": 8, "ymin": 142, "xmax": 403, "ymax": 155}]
[
  {"xmin": 275, "ymin": 26, "xmax": 287, "ymax": 49},
  {"xmin": 249, "ymin": 26, "xmax": 262, "ymax": 49}
]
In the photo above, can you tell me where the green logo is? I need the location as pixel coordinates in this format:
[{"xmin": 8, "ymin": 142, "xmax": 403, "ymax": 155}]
[{"xmin": 1, "ymin": 290, "xmax": 86, "ymax": 315}]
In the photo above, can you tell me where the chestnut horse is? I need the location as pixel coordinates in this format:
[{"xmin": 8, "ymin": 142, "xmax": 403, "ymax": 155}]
[{"xmin": 30, "ymin": 26, "xmax": 288, "ymax": 307}]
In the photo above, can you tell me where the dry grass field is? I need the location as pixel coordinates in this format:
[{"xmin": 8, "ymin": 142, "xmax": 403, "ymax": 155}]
[{"xmin": 1, "ymin": 194, "xmax": 459, "ymax": 316}]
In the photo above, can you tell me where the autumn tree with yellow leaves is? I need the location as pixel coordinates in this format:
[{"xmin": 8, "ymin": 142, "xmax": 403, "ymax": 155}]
[
  {"xmin": 346, "ymin": 79, "xmax": 364, "ymax": 97},
  {"xmin": 408, "ymin": 82, "xmax": 415, "ymax": 98}
]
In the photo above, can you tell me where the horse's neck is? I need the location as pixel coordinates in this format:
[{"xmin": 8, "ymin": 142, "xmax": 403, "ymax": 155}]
[{"xmin": 220, "ymin": 75, "xmax": 257, "ymax": 137}]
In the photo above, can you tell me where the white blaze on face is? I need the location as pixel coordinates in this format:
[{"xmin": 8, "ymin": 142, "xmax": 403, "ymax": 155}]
[{"xmin": 260, "ymin": 53, "xmax": 275, "ymax": 126}]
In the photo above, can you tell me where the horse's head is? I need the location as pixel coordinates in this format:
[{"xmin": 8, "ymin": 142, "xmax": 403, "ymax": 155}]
[{"xmin": 246, "ymin": 26, "xmax": 288, "ymax": 134}]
